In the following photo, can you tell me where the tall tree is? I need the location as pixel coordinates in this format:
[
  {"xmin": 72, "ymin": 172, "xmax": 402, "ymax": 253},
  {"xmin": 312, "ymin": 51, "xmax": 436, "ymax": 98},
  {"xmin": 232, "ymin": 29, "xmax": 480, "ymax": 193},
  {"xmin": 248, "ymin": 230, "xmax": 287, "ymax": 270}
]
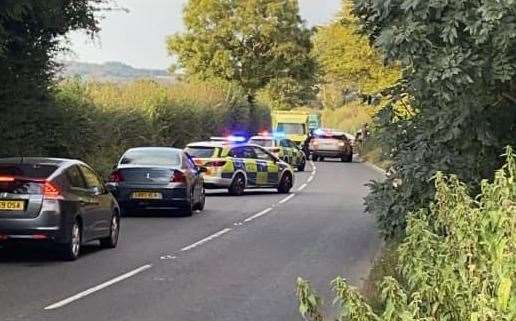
[
  {"xmin": 0, "ymin": 0, "xmax": 106, "ymax": 156},
  {"xmin": 168, "ymin": 0, "xmax": 317, "ymax": 109},
  {"xmin": 354, "ymin": 0, "xmax": 516, "ymax": 237}
]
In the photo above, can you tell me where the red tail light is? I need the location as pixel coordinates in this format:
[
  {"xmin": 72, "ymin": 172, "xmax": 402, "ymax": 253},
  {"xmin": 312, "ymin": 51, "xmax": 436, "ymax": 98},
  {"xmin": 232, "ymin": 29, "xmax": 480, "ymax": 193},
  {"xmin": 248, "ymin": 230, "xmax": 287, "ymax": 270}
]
[
  {"xmin": 109, "ymin": 170, "xmax": 124, "ymax": 183},
  {"xmin": 43, "ymin": 181, "xmax": 61, "ymax": 199},
  {"xmin": 171, "ymin": 170, "xmax": 187, "ymax": 183},
  {"xmin": 0, "ymin": 176, "xmax": 15, "ymax": 182},
  {"xmin": 205, "ymin": 160, "xmax": 227, "ymax": 167}
]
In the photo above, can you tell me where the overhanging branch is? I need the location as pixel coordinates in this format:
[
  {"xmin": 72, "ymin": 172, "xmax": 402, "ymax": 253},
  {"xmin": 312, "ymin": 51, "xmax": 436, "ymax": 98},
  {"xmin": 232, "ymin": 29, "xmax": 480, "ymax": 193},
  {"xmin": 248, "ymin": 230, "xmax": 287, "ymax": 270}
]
[{"xmin": 502, "ymin": 93, "xmax": 516, "ymax": 104}]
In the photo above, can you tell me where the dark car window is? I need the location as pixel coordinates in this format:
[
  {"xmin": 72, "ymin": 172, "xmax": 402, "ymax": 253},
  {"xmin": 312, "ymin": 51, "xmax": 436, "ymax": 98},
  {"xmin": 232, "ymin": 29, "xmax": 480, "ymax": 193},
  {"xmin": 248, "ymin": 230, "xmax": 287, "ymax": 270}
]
[
  {"xmin": 280, "ymin": 139, "xmax": 290, "ymax": 148},
  {"xmin": 185, "ymin": 147, "xmax": 219, "ymax": 158},
  {"xmin": 287, "ymin": 140, "xmax": 299, "ymax": 148},
  {"xmin": 249, "ymin": 139, "xmax": 274, "ymax": 148},
  {"xmin": 79, "ymin": 166, "xmax": 103, "ymax": 189},
  {"xmin": 254, "ymin": 147, "xmax": 273, "ymax": 161},
  {"xmin": 120, "ymin": 148, "xmax": 181, "ymax": 166},
  {"xmin": 66, "ymin": 166, "xmax": 87, "ymax": 189},
  {"xmin": 0, "ymin": 163, "xmax": 54, "ymax": 195},
  {"xmin": 229, "ymin": 147, "xmax": 256, "ymax": 159},
  {"xmin": 0, "ymin": 164, "xmax": 57, "ymax": 179}
]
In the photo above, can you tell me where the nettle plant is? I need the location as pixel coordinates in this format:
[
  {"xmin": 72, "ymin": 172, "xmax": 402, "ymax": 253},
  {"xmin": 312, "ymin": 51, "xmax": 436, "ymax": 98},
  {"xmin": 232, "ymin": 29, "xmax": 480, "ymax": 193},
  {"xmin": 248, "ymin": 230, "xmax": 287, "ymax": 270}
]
[{"xmin": 298, "ymin": 148, "xmax": 515, "ymax": 321}]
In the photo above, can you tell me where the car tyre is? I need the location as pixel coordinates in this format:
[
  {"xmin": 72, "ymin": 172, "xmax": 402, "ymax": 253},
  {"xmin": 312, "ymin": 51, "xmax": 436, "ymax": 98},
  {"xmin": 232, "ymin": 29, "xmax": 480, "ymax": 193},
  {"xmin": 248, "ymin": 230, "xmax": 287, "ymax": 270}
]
[
  {"xmin": 193, "ymin": 189, "xmax": 206, "ymax": 211},
  {"xmin": 99, "ymin": 213, "xmax": 120, "ymax": 249},
  {"xmin": 277, "ymin": 173, "xmax": 293, "ymax": 194},
  {"xmin": 181, "ymin": 191, "xmax": 194, "ymax": 217},
  {"xmin": 59, "ymin": 220, "xmax": 82, "ymax": 261},
  {"xmin": 312, "ymin": 155, "xmax": 318, "ymax": 162},
  {"xmin": 346, "ymin": 153, "xmax": 353, "ymax": 162},
  {"xmin": 297, "ymin": 159, "xmax": 306, "ymax": 171},
  {"xmin": 228, "ymin": 174, "xmax": 245, "ymax": 196}
]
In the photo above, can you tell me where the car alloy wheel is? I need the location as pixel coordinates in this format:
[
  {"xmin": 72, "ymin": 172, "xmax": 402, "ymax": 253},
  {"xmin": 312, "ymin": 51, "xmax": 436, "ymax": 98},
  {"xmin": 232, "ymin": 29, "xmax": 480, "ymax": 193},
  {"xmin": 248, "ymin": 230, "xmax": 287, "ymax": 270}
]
[{"xmin": 101, "ymin": 214, "xmax": 120, "ymax": 249}]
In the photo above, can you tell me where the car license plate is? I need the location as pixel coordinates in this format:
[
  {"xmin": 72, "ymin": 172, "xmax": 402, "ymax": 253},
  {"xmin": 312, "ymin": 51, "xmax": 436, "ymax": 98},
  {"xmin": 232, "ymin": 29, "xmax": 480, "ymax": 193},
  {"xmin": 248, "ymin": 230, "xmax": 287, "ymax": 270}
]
[
  {"xmin": 0, "ymin": 200, "xmax": 25, "ymax": 211},
  {"xmin": 131, "ymin": 192, "xmax": 162, "ymax": 200}
]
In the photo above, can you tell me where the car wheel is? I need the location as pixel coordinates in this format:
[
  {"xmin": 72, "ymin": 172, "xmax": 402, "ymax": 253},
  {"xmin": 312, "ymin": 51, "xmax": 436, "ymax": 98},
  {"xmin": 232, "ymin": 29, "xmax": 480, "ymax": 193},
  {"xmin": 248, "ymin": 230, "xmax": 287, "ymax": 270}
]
[
  {"xmin": 346, "ymin": 153, "xmax": 353, "ymax": 162},
  {"xmin": 277, "ymin": 173, "xmax": 293, "ymax": 194},
  {"xmin": 59, "ymin": 220, "xmax": 82, "ymax": 261},
  {"xmin": 181, "ymin": 191, "xmax": 194, "ymax": 217},
  {"xmin": 312, "ymin": 155, "xmax": 318, "ymax": 162},
  {"xmin": 297, "ymin": 159, "xmax": 306, "ymax": 171},
  {"xmin": 100, "ymin": 213, "xmax": 120, "ymax": 249},
  {"xmin": 319, "ymin": 157, "xmax": 325, "ymax": 162},
  {"xmin": 193, "ymin": 188, "xmax": 206, "ymax": 211},
  {"xmin": 228, "ymin": 174, "xmax": 245, "ymax": 196}
]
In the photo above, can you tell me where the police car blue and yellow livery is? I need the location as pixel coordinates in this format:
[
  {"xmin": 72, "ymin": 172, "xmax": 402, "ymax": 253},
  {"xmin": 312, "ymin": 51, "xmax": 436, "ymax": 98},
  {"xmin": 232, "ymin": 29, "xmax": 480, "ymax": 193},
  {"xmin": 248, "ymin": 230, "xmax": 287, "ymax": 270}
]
[
  {"xmin": 185, "ymin": 141, "xmax": 294, "ymax": 195},
  {"xmin": 249, "ymin": 134, "xmax": 306, "ymax": 171}
]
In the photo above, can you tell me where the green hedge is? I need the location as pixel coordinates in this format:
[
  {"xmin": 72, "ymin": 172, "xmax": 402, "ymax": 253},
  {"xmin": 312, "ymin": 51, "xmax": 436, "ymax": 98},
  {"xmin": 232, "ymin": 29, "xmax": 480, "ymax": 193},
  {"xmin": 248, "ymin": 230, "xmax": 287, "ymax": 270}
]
[{"xmin": 0, "ymin": 79, "xmax": 270, "ymax": 177}]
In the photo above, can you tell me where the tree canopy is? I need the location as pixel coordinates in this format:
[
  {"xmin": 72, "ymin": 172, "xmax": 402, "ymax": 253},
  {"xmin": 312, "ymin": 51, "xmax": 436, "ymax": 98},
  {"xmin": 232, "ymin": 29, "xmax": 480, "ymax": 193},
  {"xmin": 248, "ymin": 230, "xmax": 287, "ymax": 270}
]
[
  {"xmin": 313, "ymin": 2, "xmax": 400, "ymax": 97},
  {"xmin": 167, "ymin": 0, "xmax": 318, "ymax": 107},
  {"xmin": 355, "ymin": 0, "xmax": 516, "ymax": 237}
]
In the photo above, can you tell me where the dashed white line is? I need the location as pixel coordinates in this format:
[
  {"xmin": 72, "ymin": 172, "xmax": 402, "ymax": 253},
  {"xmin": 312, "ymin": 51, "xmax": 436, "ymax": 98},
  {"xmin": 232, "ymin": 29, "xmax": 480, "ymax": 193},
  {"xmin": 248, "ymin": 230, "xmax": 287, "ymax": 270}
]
[
  {"xmin": 44, "ymin": 264, "xmax": 153, "ymax": 310},
  {"xmin": 307, "ymin": 176, "xmax": 314, "ymax": 183},
  {"xmin": 297, "ymin": 183, "xmax": 308, "ymax": 191},
  {"xmin": 278, "ymin": 194, "xmax": 296, "ymax": 204},
  {"xmin": 180, "ymin": 228, "xmax": 232, "ymax": 252},
  {"xmin": 243, "ymin": 207, "xmax": 273, "ymax": 223}
]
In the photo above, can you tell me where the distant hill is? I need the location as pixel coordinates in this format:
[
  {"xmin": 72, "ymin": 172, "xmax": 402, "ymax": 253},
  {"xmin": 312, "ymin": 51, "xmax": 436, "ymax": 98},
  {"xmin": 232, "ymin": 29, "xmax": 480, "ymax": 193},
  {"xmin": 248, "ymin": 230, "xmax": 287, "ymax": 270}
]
[{"xmin": 60, "ymin": 61, "xmax": 177, "ymax": 82}]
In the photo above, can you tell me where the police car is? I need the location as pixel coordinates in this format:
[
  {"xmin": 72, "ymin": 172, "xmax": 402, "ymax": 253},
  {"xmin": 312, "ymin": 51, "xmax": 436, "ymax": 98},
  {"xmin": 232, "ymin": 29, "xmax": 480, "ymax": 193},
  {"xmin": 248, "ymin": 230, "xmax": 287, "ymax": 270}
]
[
  {"xmin": 185, "ymin": 140, "xmax": 294, "ymax": 196},
  {"xmin": 248, "ymin": 133, "xmax": 306, "ymax": 171}
]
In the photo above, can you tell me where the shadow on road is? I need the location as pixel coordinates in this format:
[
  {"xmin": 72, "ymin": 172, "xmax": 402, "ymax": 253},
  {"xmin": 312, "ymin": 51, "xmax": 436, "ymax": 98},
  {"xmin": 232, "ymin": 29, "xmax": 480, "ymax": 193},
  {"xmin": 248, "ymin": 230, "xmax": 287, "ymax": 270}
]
[
  {"xmin": 206, "ymin": 190, "xmax": 280, "ymax": 197},
  {"xmin": 0, "ymin": 243, "xmax": 102, "ymax": 264}
]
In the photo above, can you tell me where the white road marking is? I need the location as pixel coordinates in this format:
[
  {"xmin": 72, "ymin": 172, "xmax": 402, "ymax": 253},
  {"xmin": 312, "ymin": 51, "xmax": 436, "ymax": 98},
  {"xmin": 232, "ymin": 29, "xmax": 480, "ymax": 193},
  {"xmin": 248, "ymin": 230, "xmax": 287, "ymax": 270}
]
[
  {"xmin": 160, "ymin": 255, "xmax": 177, "ymax": 260},
  {"xmin": 243, "ymin": 207, "xmax": 273, "ymax": 223},
  {"xmin": 180, "ymin": 228, "xmax": 232, "ymax": 252},
  {"xmin": 278, "ymin": 194, "xmax": 295, "ymax": 204},
  {"xmin": 44, "ymin": 264, "xmax": 153, "ymax": 310},
  {"xmin": 297, "ymin": 183, "xmax": 308, "ymax": 191},
  {"xmin": 307, "ymin": 176, "xmax": 314, "ymax": 183}
]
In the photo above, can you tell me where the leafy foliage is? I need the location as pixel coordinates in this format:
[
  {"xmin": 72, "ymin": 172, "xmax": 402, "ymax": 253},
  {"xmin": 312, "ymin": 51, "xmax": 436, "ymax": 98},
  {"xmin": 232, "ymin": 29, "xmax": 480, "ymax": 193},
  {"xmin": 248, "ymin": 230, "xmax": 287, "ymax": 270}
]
[
  {"xmin": 353, "ymin": 0, "xmax": 516, "ymax": 237},
  {"xmin": 313, "ymin": 2, "xmax": 400, "ymax": 105},
  {"xmin": 168, "ymin": 0, "xmax": 318, "ymax": 110},
  {"xmin": 298, "ymin": 149, "xmax": 516, "ymax": 321}
]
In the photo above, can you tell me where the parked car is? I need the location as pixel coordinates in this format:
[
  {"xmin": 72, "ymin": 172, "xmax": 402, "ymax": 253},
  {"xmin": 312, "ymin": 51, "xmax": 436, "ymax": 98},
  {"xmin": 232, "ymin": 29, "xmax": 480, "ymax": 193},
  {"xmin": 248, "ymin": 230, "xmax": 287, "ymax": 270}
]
[
  {"xmin": 309, "ymin": 129, "xmax": 354, "ymax": 162},
  {"xmin": 107, "ymin": 147, "xmax": 206, "ymax": 216},
  {"xmin": 0, "ymin": 158, "xmax": 120, "ymax": 261},
  {"xmin": 185, "ymin": 141, "xmax": 294, "ymax": 195}
]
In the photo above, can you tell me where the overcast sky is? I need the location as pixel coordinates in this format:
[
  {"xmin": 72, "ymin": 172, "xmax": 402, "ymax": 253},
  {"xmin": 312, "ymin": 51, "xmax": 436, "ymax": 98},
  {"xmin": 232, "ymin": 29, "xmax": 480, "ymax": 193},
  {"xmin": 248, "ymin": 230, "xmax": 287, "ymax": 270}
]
[{"xmin": 66, "ymin": 0, "xmax": 340, "ymax": 69}]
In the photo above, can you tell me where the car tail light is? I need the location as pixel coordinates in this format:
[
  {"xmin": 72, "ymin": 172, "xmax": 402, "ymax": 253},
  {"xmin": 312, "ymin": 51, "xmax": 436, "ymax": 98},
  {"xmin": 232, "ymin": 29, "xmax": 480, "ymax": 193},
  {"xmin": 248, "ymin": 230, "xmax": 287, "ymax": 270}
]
[
  {"xmin": 171, "ymin": 170, "xmax": 187, "ymax": 183},
  {"xmin": 43, "ymin": 181, "xmax": 61, "ymax": 200},
  {"xmin": 0, "ymin": 176, "xmax": 15, "ymax": 182},
  {"xmin": 109, "ymin": 170, "xmax": 124, "ymax": 183},
  {"xmin": 205, "ymin": 160, "xmax": 226, "ymax": 167},
  {"xmin": 32, "ymin": 234, "xmax": 48, "ymax": 240}
]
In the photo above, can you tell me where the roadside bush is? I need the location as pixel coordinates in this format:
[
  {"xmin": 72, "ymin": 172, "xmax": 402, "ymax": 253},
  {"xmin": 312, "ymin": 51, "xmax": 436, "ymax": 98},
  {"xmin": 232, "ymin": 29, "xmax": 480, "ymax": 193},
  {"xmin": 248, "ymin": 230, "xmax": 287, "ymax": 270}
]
[
  {"xmin": 298, "ymin": 148, "xmax": 516, "ymax": 321},
  {"xmin": 1, "ymin": 79, "xmax": 270, "ymax": 177}
]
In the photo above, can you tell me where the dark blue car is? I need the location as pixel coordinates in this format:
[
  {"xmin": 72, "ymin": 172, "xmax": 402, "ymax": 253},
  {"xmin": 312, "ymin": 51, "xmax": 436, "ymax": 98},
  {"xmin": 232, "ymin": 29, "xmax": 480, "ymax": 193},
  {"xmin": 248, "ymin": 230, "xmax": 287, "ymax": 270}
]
[{"xmin": 107, "ymin": 147, "xmax": 206, "ymax": 216}]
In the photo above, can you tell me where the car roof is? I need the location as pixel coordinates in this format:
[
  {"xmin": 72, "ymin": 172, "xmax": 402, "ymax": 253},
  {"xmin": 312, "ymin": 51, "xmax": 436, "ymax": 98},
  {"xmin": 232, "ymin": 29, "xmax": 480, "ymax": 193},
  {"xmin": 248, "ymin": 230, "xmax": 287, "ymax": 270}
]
[
  {"xmin": 124, "ymin": 147, "xmax": 183, "ymax": 153},
  {"xmin": 0, "ymin": 157, "xmax": 81, "ymax": 167},
  {"xmin": 249, "ymin": 136, "xmax": 275, "ymax": 140},
  {"xmin": 186, "ymin": 141, "xmax": 248, "ymax": 149}
]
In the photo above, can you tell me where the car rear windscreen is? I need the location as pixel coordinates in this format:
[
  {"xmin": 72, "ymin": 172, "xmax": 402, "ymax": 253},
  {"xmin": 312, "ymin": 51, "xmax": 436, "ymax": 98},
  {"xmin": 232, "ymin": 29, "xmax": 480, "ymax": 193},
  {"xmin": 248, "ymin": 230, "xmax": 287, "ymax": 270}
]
[
  {"xmin": 184, "ymin": 147, "xmax": 219, "ymax": 158},
  {"xmin": 121, "ymin": 149, "xmax": 181, "ymax": 166},
  {"xmin": 314, "ymin": 135, "xmax": 346, "ymax": 140},
  {"xmin": 0, "ymin": 164, "xmax": 57, "ymax": 194},
  {"xmin": 249, "ymin": 139, "xmax": 274, "ymax": 148}
]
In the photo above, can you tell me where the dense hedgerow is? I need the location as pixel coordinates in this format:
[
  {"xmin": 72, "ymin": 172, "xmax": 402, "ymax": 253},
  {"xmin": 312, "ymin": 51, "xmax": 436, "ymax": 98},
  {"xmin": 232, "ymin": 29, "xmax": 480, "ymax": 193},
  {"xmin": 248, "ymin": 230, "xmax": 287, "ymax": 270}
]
[
  {"xmin": 298, "ymin": 148, "xmax": 516, "ymax": 321},
  {"xmin": 1, "ymin": 79, "xmax": 270, "ymax": 176}
]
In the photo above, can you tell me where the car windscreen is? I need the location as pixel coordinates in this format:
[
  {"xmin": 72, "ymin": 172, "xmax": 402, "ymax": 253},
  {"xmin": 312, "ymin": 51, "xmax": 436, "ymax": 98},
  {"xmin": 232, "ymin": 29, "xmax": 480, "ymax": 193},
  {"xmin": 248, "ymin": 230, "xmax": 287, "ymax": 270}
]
[
  {"xmin": 120, "ymin": 149, "xmax": 181, "ymax": 166},
  {"xmin": 277, "ymin": 123, "xmax": 306, "ymax": 135},
  {"xmin": 184, "ymin": 147, "xmax": 219, "ymax": 158},
  {"xmin": 0, "ymin": 164, "xmax": 57, "ymax": 194},
  {"xmin": 249, "ymin": 139, "xmax": 274, "ymax": 148}
]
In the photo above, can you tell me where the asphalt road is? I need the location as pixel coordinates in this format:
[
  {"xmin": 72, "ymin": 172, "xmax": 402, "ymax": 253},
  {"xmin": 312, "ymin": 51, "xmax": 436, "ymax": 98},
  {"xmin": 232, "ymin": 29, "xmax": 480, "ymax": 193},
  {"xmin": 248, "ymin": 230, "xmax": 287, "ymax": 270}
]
[{"xmin": 0, "ymin": 159, "xmax": 383, "ymax": 321}]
